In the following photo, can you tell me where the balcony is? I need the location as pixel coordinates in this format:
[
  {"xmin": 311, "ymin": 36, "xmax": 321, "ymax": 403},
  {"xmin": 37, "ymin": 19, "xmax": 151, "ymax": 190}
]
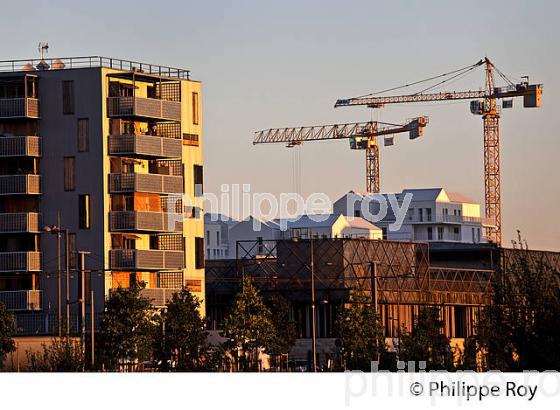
[
  {"xmin": 139, "ymin": 288, "xmax": 183, "ymax": 307},
  {"xmin": 408, "ymin": 214, "xmax": 485, "ymax": 224},
  {"xmin": 0, "ymin": 175, "xmax": 40, "ymax": 195},
  {"xmin": 109, "ymin": 211, "xmax": 183, "ymax": 232},
  {"xmin": 0, "ymin": 290, "xmax": 42, "ymax": 311},
  {"xmin": 0, "ymin": 213, "xmax": 40, "ymax": 233},
  {"xmin": 108, "ymin": 135, "xmax": 182, "ymax": 159},
  {"xmin": 109, "ymin": 173, "xmax": 183, "ymax": 194},
  {"xmin": 0, "ymin": 251, "xmax": 41, "ymax": 272},
  {"xmin": 110, "ymin": 249, "xmax": 184, "ymax": 271},
  {"xmin": 0, "ymin": 98, "xmax": 39, "ymax": 119},
  {"xmin": 107, "ymin": 96, "xmax": 181, "ymax": 121},
  {"xmin": 0, "ymin": 136, "xmax": 41, "ymax": 157}
]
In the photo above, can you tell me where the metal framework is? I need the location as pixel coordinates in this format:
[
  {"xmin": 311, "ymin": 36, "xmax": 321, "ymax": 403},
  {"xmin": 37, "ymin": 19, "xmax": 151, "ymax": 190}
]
[
  {"xmin": 253, "ymin": 117, "xmax": 428, "ymax": 193},
  {"xmin": 335, "ymin": 58, "xmax": 543, "ymax": 245}
]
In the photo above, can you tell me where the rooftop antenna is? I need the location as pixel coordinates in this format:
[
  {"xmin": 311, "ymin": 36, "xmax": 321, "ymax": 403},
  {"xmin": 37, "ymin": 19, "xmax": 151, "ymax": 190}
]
[
  {"xmin": 38, "ymin": 42, "xmax": 49, "ymax": 59},
  {"xmin": 36, "ymin": 42, "xmax": 50, "ymax": 70}
]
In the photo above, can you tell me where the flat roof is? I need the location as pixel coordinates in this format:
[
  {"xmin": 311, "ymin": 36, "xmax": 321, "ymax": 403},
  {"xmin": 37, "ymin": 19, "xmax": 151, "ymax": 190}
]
[{"xmin": 0, "ymin": 56, "xmax": 191, "ymax": 80}]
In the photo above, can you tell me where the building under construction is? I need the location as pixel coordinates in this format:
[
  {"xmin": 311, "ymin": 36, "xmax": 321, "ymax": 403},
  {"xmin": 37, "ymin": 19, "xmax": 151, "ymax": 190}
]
[{"xmin": 206, "ymin": 238, "xmax": 560, "ymax": 366}]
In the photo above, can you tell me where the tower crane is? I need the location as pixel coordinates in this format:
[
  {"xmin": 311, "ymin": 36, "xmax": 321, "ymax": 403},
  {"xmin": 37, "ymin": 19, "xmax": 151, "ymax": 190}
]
[
  {"xmin": 253, "ymin": 116, "xmax": 429, "ymax": 193},
  {"xmin": 335, "ymin": 57, "xmax": 543, "ymax": 245}
]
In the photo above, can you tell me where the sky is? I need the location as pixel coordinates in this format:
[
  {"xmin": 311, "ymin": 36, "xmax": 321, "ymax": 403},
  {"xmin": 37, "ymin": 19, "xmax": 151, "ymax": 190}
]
[{"xmin": 1, "ymin": 0, "xmax": 558, "ymax": 250}]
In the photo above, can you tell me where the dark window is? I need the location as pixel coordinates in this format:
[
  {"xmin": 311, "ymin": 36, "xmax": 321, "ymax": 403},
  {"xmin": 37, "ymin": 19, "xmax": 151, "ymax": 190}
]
[
  {"xmin": 354, "ymin": 209, "xmax": 361, "ymax": 217},
  {"xmin": 77, "ymin": 118, "xmax": 89, "ymax": 152},
  {"xmin": 427, "ymin": 227, "xmax": 433, "ymax": 241},
  {"xmin": 62, "ymin": 81, "xmax": 74, "ymax": 115},
  {"xmin": 454, "ymin": 306, "xmax": 467, "ymax": 338},
  {"xmin": 79, "ymin": 194, "xmax": 91, "ymax": 229},
  {"xmin": 192, "ymin": 92, "xmax": 199, "ymax": 125},
  {"xmin": 68, "ymin": 233, "xmax": 77, "ymax": 270},
  {"xmin": 194, "ymin": 164, "xmax": 203, "ymax": 196},
  {"xmin": 64, "ymin": 157, "xmax": 75, "ymax": 191},
  {"xmin": 195, "ymin": 237, "xmax": 205, "ymax": 269}
]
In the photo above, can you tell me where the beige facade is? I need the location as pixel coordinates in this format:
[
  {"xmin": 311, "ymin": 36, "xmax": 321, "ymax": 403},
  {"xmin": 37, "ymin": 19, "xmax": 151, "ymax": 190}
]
[{"xmin": 0, "ymin": 56, "xmax": 205, "ymax": 328}]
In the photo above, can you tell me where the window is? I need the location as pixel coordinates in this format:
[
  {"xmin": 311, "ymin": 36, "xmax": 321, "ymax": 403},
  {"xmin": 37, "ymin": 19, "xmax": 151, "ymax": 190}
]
[
  {"xmin": 454, "ymin": 306, "xmax": 467, "ymax": 338},
  {"xmin": 354, "ymin": 209, "xmax": 361, "ymax": 217},
  {"xmin": 193, "ymin": 165, "xmax": 203, "ymax": 196},
  {"xmin": 192, "ymin": 92, "xmax": 199, "ymax": 125},
  {"xmin": 418, "ymin": 208, "xmax": 423, "ymax": 222},
  {"xmin": 472, "ymin": 227, "xmax": 475, "ymax": 242},
  {"xmin": 257, "ymin": 237, "xmax": 264, "ymax": 254},
  {"xmin": 437, "ymin": 227, "xmax": 444, "ymax": 240},
  {"xmin": 68, "ymin": 233, "xmax": 77, "ymax": 270},
  {"xmin": 426, "ymin": 208, "xmax": 432, "ymax": 222},
  {"xmin": 195, "ymin": 237, "xmax": 205, "ymax": 269},
  {"xmin": 216, "ymin": 231, "xmax": 220, "ymax": 244},
  {"xmin": 427, "ymin": 227, "xmax": 433, "ymax": 241},
  {"xmin": 77, "ymin": 118, "xmax": 89, "ymax": 152},
  {"xmin": 206, "ymin": 230, "xmax": 210, "ymax": 245},
  {"xmin": 64, "ymin": 157, "xmax": 75, "ymax": 191},
  {"xmin": 79, "ymin": 194, "xmax": 91, "ymax": 229},
  {"xmin": 62, "ymin": 81, "xmax": 74, "ymax": 115}
]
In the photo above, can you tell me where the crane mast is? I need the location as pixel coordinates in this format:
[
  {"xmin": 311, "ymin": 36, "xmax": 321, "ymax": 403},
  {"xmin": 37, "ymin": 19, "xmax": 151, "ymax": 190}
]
[
  {"xmin": 254, "ymin": 117, "xmax": 428, "ymax": 193},
  {"xmin": 334, "ymin": 58, "xmax": 543, "ymax": 245}
]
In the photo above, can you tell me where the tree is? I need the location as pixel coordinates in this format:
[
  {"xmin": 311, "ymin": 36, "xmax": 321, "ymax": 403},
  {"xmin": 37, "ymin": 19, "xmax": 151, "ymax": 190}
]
[
  {"xmin": 0, "ymin": 303, "xmax": 16, "ymax": 367},
  {"xmin": 223, "ymin": 278, "xmax": 276, "ymax": 371},
  {"xmin": 26, "ymin": 335, "xmax": 84, "ymax": 372},
  {"xmin": 474, "ymin": 253, "xmax": 560, "ymax": 371},
  {"xmin": 265, "ymin": 295, "xmax": 297, "ymax": 370},
  {"xmin": 336, "ymin": 292, "xmax": 386, "ymax": 371},
  {"xmin": 400, "ymin": 306, "xmax": 454, "ymax": 371},
  {"xmin": 98, "ymin": 284, "xmax": 155, "ymax": 371},
  {"xmin": 153, "ymin": 288, "xmax": 207, "ymax": 371}
]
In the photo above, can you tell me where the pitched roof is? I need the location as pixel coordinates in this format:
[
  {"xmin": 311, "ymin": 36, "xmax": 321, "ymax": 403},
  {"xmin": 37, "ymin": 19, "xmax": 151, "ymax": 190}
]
[{"xmin": 447, "ymin": 191, "xmax": 476, "ymax": 204}]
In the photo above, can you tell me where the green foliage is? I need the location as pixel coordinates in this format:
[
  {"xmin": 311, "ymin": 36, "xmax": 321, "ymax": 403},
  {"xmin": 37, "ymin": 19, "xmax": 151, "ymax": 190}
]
[
  {"xmin": 223, "ymin": 278, "xmax": 276, "ymax": 371},
  {"xmin": 0, "ymin": 303, "xmax": 16, "ymax": 366},
  {"xmin": 153, "ymin": 288, "xmax": 207, "ymax": 371},
  {"xmin": 26, "ymin": 335, "xmax": 84, "ymax": 372},
  {"xmin": 400, "ymin": 306, "xmax": 454, "ymax": 371},
  {"xmin": 474, "ymin": 255, "xmax": 560, "ymax": 371},
  {"xmin": 336, "ymin": 292, "xmax": 386, "ymax": 371},
  {"xmin": 265, "ymin": 295, "xmax": 297, "ymax": 355},
  {"xmin": 98, "ymin": 284, "xmax": 155, "ymax": 371}
]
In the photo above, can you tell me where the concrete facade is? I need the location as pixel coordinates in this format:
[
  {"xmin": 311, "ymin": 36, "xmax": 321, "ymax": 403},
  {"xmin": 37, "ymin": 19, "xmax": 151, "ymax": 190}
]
[{"xmin": 0, "ymin": 56, "xmax": 205, "ymax": 329}]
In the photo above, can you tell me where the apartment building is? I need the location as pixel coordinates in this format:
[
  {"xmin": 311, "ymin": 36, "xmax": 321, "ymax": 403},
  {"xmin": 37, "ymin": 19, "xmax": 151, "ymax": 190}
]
[
  {"xmin": 0, "ymin": 55, "xmax": 205, "ymax": 329},
  {"xmin": 334, "ymin": 188, "xmax": 487, "ymax": 244},
  {"xmin": 204, "ymin": 213, "xmax": 235, "ymax": 260}
]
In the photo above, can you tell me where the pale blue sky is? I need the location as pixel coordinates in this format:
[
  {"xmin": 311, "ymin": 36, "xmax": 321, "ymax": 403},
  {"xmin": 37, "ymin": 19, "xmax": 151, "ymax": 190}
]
[{"xmin": 1, "ymin": 0, "xmax": 558, "ymax": 249}]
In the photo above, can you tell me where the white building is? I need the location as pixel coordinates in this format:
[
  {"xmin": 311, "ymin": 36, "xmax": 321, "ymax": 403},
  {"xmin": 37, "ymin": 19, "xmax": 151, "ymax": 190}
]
[
  {"xmin": 204, "ymin": 214, "xmax": 237, "ymax": 260},
  {"xmin": 206, "ymin": 213, "xmax": 383, "ymax": 259},
  {"xmin": 333, "ymin": 188, "xmax": 487, "ymax": 244}
]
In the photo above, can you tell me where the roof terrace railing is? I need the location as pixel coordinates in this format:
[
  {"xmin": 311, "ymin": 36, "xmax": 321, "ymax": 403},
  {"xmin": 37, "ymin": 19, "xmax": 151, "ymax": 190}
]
[{"xmin": 0, "ymin": 56, "xmax": 190, "ymax": 79}]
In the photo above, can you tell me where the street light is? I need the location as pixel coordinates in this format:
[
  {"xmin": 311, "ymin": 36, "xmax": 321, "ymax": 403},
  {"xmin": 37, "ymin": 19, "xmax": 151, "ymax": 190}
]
[
  {"xmin": 291, "ymin": 235, "xmax": 317, "ymax": 372},
  {"xmin": 42, "ymin": 220, "xmax": 70, "ymax": 335}
]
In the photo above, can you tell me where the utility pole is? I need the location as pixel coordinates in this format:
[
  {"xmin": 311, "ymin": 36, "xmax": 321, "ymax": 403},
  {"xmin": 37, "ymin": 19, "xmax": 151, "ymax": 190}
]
[
  {"xmin": 310, "ymin": 237, "xmax": 317, "ymax": 373},
  {"xmin": 56, "ymin": 213, "xmax": 62, "ymax": 336},
  {"xmin": 65, "ymin": 229, "xmax": 70, "ymax": 334},
  {"xmin": 90, "ymin": 289, "xmax": 95, "ymax": 369},
  {"xmin": 77, "ymin": 251, "xmax": 90, "ymax": 370}
]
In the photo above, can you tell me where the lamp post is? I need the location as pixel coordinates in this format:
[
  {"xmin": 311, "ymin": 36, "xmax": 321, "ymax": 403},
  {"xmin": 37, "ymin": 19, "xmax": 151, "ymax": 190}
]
[
  {"xmin": 291, "ymin": 235, "xmax": 317, "ymax": 372},
  {"xmin": 43, "ymin": 222, "xmax": 70, "ymax": 335}
]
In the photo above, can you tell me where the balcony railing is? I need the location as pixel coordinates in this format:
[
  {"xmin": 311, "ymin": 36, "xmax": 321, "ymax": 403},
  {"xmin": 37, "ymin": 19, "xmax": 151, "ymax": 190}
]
[
  {"xmin": 109, "ymin": 211, "xmax": 183, "ymax": 232},
  {"xmin": 139, "ymin": 288, "xmax": 183, "ymax": 307},
  {"xmin": 109, "ymin": 173, "xmax": 183, "ymax": 194},
  {"xmin": 413, "ymin": 232, "xmax": 462, "ymax": 242},
  {"xmin": 408, "ymin": 214, "xmax": 485, "ymax": 224},
  {"xmin": 0, "ymin": 98, "xmax": 39, "ymax": 118},
  {"xmin": 0, "ymin": 251, "xmax": 41, "ymax": 272},
  {"xmin": 110, "ymin": 249, "xmax": 184, "ymax": 271},
  {"xmin": 0, "ymin": 290, "xmax": 42, "ymax": 311},
  {"xmin": 0, "ymin": 212, "xmax": 40, "ymax": 233},
  {"xmin": 107, "ymin": 96, "xmax": 181, "ymax": 121},
  {"xmin": 108, "ymin": 135, "xmax": 182, "ymax": 159},
  {"xmin": 0, "ymin": 136, "xmax": 41, "ymax": 157},
  {"xmin": 0, "ymin": 175, "xmax": 40, "ymax": 195}
]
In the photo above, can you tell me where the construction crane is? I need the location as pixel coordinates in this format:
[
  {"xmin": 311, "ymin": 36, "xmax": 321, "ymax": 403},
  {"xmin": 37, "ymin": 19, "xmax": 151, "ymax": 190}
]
[
  {"xmin": 335, "ymin": 57, "xmax": 543, "ymax": 245},
  {"xmin": 253, "ymin": 117, "xmax": 429, "ymax": 193}
]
